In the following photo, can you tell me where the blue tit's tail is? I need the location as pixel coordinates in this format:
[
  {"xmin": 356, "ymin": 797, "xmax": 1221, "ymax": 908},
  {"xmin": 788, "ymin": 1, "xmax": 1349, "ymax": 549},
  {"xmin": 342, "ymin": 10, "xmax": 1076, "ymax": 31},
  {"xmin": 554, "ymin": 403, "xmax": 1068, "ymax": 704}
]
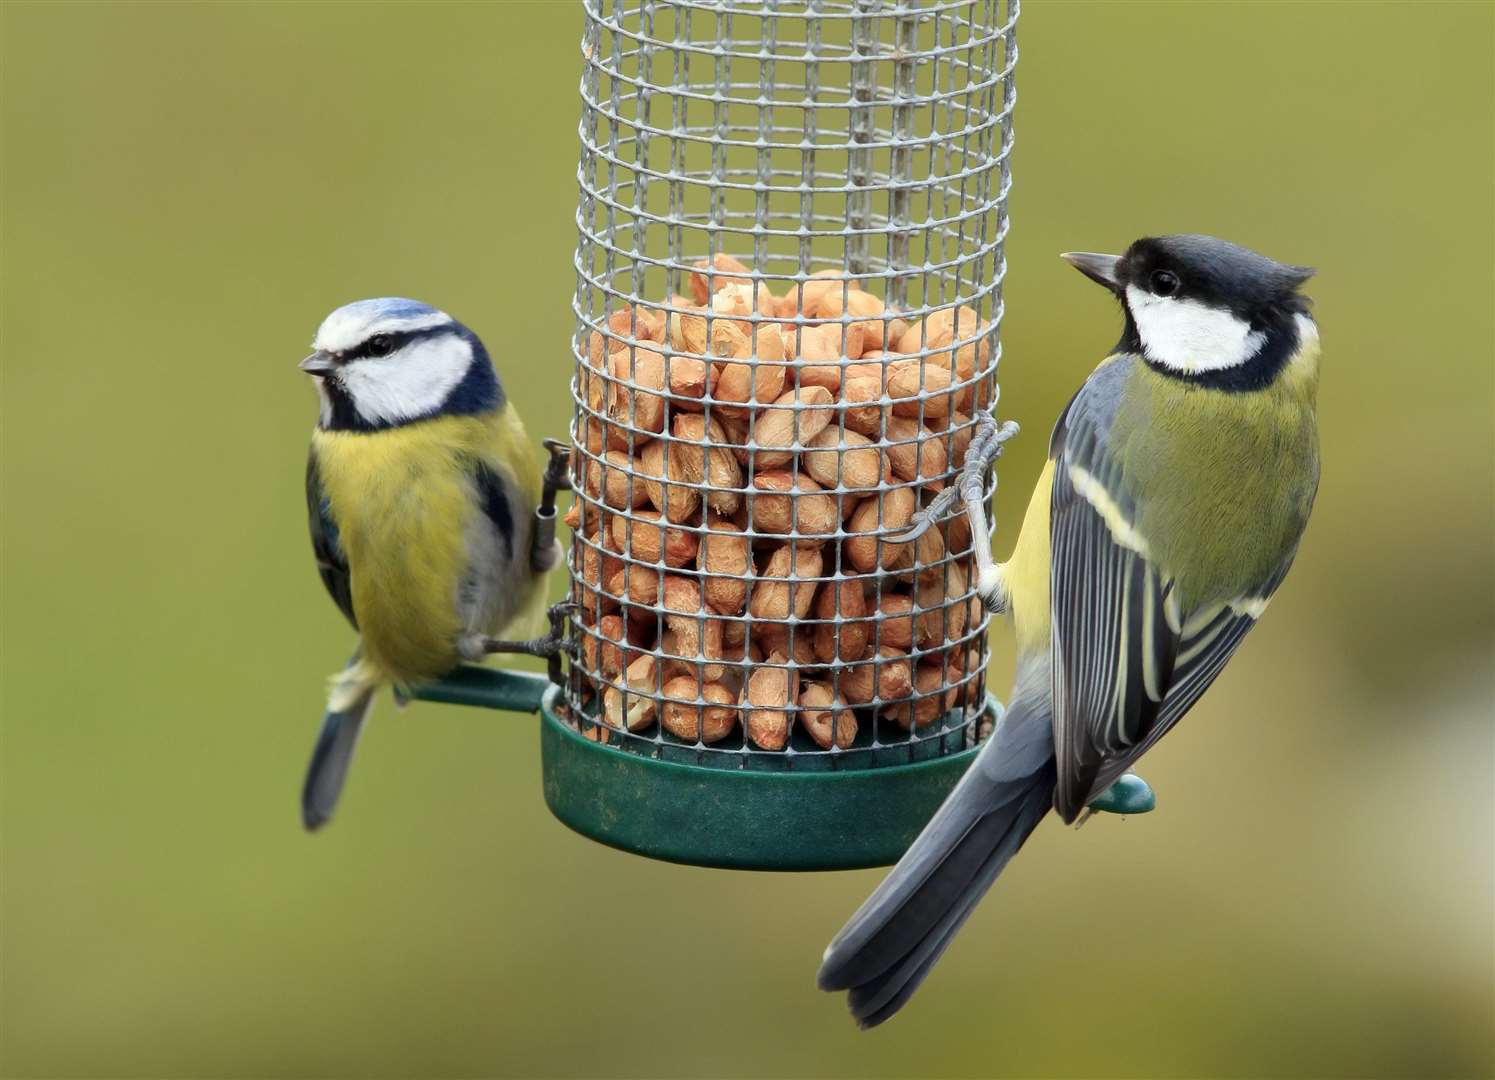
[
  {"xmin": 817, "ymin": 661, "xmax": 1056, "ymax": 1028},
  {"xmin": 301, "ymin": 655, "xmax": 382, "ymax": 832}
]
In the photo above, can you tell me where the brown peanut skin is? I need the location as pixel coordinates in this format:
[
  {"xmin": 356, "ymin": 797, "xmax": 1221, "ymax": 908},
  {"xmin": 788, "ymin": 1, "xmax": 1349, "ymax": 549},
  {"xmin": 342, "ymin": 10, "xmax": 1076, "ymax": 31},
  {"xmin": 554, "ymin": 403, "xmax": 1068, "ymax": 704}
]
[
  {"xmin": 746, "ymin": 650, "xmax": 799, "ymax": 750},
  {"xmin": 799, "ymin": 682, "xmax": 858, "ymax": 749},
  {"xmin": 660, "ymin": 676, "xmax": 739, "ymax": 743},
  {"xmin": 748, "ymin": 472, "xmax": 838, "ymax": 535},
  {"xmin": 751, "ymin": 385, "xmax": 835, "ymax": 469},
  {"xmin": 748, "ymin": 543, "xmax": 823, "ymax": 622},
  {"xmin": 603, "ymin": 654, "xmax": 660, "ymax": 732},
  {"xmin": 882, "ymin": 661, "xmax": 947, "ymax": 731},
  {"xmin": 845, "ymin": 487, "xmax": 916, "ymax": 571},
  {"xmin": 697, "ymin": 518, "xmax": 752, "ymax": 615},
  {"xmin": 812, "ymin": 577, "xmax": 869, "ymax": 663},
  {"xmin": 639, "ymin": 438, "xmax": 701, "ymax": 524},
  {"xmin": 802, "ymin": 427, "xmax": 882, "ymax": 490},
  {"xmin": 839, "ymin": 646, "xmax": 913, "ymax": 706}
]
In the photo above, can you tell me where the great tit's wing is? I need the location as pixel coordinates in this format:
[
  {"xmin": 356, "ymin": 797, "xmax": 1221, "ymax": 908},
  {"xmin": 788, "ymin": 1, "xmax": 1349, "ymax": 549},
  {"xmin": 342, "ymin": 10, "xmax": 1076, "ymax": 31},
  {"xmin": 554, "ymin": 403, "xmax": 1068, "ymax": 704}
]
[
  {"xmin": 1047, "ymin": 360, "xmax": 1297, "ymax": 821},
  {"xmin": 1048, "ymin": 386, "xmax": 1175, "ymax": 822},
  {"xmin": 1081, "ymin": 557, "xmax": 1296, "ymax": 802},
  {"xmin": 306, "ymin": 451, "xmax": 356, "ymax": 629}
]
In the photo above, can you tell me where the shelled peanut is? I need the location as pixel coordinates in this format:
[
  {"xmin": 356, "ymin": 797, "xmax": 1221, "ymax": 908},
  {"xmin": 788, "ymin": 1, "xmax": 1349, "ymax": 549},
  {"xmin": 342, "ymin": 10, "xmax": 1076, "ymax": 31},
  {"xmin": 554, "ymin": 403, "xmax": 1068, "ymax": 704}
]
[{"xmin": 570, "ymin": 254, "xmax": 994, "ymax": 748}]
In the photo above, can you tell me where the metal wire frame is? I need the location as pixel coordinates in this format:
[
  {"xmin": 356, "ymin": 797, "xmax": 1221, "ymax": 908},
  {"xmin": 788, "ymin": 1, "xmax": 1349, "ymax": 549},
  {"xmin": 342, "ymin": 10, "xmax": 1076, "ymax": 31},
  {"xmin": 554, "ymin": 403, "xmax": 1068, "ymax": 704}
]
[{"xmin": 564, "ymin": 0, "xmax": 1017, "ymax": 768}]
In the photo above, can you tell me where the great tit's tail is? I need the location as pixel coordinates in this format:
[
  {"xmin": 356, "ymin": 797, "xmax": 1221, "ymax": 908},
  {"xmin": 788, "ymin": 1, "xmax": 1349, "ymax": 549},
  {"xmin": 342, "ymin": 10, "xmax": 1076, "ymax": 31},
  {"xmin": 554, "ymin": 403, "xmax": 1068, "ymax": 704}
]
[
  {"xmin": 301, "ymin": 654, "xmax": 382, "ymax": 832},
  {"xmin": 817, "ymin": 668, "xmax": 1055, "ymax": 1028}
]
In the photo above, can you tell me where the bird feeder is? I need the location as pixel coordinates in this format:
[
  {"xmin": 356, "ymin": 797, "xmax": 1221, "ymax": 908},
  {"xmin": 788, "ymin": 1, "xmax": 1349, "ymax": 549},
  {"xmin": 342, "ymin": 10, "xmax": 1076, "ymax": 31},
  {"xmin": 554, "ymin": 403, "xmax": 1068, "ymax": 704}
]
[
  {"xmin": 418, "ymin": 0, "xmax": 1041, "ymax": 872},
  {"xmin": 558, "ymin": 0, "xmax": 1022, "ymax": 871}
]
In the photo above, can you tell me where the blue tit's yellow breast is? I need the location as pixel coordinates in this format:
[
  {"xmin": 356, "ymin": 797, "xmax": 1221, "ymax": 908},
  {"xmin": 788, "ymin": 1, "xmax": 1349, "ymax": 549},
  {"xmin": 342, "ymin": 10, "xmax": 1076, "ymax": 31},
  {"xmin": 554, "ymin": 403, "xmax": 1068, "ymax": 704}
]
[{"xmin": 311, "ymin": 408, "xmax": 537, "ymax": 685}]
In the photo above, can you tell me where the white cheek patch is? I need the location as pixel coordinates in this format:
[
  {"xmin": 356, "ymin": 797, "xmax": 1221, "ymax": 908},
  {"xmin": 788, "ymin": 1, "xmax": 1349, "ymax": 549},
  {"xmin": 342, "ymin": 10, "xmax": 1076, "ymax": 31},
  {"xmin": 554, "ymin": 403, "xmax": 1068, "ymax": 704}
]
[
  {"xmin": 1125, "ymin": 285, "xmax": 1265, "ymax": 373},
  {"xmin": 338, "ymin": 335, "xmax": 473, "ymax": 425},
  {"xmin": 314, "ymin": 308, "xmax": 452, "ymax": 354}
]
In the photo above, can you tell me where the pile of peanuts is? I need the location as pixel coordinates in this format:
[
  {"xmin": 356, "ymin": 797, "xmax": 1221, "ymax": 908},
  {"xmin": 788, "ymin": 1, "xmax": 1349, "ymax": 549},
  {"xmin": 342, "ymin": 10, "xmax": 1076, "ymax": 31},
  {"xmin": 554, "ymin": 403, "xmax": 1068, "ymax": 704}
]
[{"xmin": 567, "ymin": 254, "xmax": 993, "ymax": 751}]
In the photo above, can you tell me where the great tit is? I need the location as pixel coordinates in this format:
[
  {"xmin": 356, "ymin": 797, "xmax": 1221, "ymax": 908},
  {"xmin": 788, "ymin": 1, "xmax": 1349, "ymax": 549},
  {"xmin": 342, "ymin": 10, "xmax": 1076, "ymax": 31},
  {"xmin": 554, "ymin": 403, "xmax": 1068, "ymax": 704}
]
[
  {"xmin": 297, "ymin": 298, "xmax": 568, "ymax": 831},
  {"xmin": 818, "ymin": 234, "xmax": 1321, "ymax": 1027}
]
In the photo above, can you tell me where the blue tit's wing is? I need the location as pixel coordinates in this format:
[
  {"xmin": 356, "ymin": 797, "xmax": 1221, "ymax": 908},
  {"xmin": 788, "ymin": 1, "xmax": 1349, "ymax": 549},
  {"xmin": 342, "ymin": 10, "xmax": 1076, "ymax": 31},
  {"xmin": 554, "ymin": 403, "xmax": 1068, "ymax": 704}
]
[
  {"xmin": 306, "ymin": 450, "xmax": 356, "ymax": 629},
  {"xmin": 1047, "ymin": 361, "xmax": 1294, "ymax": 822},
  {"xmin": 472, "ymin": 461, "xmax": 517, "ymax": 562}
]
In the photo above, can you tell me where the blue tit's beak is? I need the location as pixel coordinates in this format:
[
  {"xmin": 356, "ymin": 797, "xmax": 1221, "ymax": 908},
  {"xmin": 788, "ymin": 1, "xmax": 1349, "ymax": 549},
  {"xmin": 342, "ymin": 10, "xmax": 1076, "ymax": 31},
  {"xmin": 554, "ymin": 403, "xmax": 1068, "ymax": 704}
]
[
  {"xmin": 1061, "ymin": 251, "xmax": 1122, "ymax": 291},
  {"xmin": 299, "ymin": 350, "xmax": 337, "ymax": 375}
]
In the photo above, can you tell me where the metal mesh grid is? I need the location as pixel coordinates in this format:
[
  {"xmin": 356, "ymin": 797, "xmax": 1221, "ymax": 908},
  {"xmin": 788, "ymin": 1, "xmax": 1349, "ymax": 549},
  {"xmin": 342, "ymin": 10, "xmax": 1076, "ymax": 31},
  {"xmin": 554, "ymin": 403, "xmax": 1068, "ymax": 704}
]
[{"xmin": 564, "ymin": 0, "xmax": 1017, "ymax": 769}]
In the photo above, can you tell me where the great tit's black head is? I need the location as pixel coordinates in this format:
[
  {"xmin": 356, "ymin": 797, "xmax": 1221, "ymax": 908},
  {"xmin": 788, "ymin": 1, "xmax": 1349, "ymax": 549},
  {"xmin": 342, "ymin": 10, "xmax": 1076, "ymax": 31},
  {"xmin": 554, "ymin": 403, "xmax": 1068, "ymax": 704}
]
[
  {"xmin": 1062, "ymin": 235, "xmax": 1316, "ymax": 388},
  {"xmin": 299, "ymin": 298, "xmax": 502, "ymax": 431},
  {"xmin": 1114, "ymin": 234, "xmax": 1314, "ymax": 318}
]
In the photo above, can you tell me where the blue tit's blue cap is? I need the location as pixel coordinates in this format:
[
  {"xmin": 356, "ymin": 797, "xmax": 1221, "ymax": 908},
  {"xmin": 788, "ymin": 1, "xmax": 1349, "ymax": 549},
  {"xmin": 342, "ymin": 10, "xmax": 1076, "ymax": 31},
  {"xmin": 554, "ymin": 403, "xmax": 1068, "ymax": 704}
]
[{"xmin": 313, "ymin": 297, "xmax": 454, "ymax": 353}]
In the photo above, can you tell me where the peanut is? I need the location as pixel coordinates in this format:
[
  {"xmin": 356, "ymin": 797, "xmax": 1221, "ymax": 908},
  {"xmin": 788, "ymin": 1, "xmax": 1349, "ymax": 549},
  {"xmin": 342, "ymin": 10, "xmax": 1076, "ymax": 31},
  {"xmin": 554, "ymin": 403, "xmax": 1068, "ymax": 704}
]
[
  {"xmin": 752, "ymin": 386, "xmax": 835, "ymax": 468},
  {"xmin": 886, "ymin": 357, "xmax": 955, "ymax": 420},
  {"xmin": 882, "ymin": 661, "xmax": 947, "ymax": 730},
  {"xmin": 660, "ymin": 676, "xmax": 739, "ymax": 743},
  {"xmin": 754, "ymin": 622, "xmax": 819, "ymax": 667},
  {"xmin": 602, "ymin": 654, "xmax": 660, "ymax": 732},
  {"xmin": 661, "ymin": 575, "xmax": 724, "ymax": 681},
  {"xmin": 638, "ymin": 438, "xmax": 700, "ymax": 524},
  {"xmin": 790, "ymin": 270, "xmax": 862, "ymax": 315},
  {"xmin": 799, "ymin": 682, "xmax": 857, "ymax": 750},
  {"xmin": 666, "ymin": 311, "xmax": 708, "ymax": 356},
  {"xmin": 813, "ymin": 577, "xmax": 870, "ymax": 664},
  {"xmin": 839, "ymin": 646, "xmax": 913, "ymax": 705},
  {"xmin": 875, "ymin": 594, "xmax": 917, "ymax": 650},
  {"xmin": 748, "ymin": 471, "xmax": 838, "ymax": 535},
  {"xmin": 688, "ymin": 254, "xmax": 752, "ymax": 307},
  {"xmin": 605, "ymin": 348, "xmax": 668, "ymax": 435},
  {"xmin": 883, "ymin": 415, "xmax": 948, "ymax": 488},
  {"xmin": 749, "ymin": 543, "xmax": 823, "ymax": 621},
  {"xmin": 671, "ymin": 414, "xmax": 742, "ymax": 515},
  {"xmin": 845, "ymin": 486, "xmax": 917, "ymax": 571},
  {"xmin": 697, "ymin": 517, "xmax": 752, "ymax": 615},
  {"xmin": 746, "ymin": 651, "xmax": 799, "ymax": 750},
  {"xmin": 611, "ymin": 509, "xmax": 698, "ymax": 568},
  {"xmin": 802, "ymin": 427, "xmax": 882, "ymax": 491}
]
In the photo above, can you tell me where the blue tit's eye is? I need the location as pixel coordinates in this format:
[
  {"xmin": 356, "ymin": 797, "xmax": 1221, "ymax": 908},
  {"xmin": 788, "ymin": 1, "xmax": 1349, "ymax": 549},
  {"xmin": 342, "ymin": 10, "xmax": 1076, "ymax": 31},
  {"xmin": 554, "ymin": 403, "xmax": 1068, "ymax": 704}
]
[
  {"xmin": 1149, "ymin": 269, "xmax": 1180, "ymax": 297},
  {"xmin": 366, "ymin": 334, "xmax": 395, "ymax": 357}
]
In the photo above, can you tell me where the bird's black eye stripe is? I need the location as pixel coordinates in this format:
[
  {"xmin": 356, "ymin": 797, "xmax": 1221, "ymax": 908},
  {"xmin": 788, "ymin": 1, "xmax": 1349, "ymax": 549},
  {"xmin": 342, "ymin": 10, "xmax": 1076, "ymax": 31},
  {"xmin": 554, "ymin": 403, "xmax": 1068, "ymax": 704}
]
[
  {"xmin": 1149, "ymin": 269, "xmax": 1181, "ymax": 297},
  {"xmin": 342, "ymin": 324, "xmax": 451, "ymax": 361}
]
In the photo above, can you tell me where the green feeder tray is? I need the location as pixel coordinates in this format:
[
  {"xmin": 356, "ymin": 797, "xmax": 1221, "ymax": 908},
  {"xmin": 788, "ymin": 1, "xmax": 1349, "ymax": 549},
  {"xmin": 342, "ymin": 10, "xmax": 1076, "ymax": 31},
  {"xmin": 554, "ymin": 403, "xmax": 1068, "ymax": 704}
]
[{"xmin": 412, "ymin": 666, "xmax": 1154, "ymax": 872}]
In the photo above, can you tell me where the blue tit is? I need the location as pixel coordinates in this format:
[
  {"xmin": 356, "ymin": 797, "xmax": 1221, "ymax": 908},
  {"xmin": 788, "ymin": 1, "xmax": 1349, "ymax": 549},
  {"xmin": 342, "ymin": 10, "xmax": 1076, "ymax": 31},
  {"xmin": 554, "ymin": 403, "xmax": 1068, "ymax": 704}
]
[
  {"xmin": 297, "ymin": 298, "xmax": 568, "ymax": 831},
  {"xmin": 819, "ymin": 235, "xmax": 1321, "ymax": 1027}
]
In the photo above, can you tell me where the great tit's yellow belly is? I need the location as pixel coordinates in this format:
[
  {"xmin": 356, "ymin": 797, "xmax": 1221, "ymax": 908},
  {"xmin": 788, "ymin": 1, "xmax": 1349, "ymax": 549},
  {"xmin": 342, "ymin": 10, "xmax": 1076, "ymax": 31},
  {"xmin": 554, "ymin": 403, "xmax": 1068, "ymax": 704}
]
[
  {"xmin": 1002, "ymin": 458, "xmax": 1055, "ymax": 655},
  {"xmin": 311, "ymin": 410, "xmax": 538, "ymax": 686}
]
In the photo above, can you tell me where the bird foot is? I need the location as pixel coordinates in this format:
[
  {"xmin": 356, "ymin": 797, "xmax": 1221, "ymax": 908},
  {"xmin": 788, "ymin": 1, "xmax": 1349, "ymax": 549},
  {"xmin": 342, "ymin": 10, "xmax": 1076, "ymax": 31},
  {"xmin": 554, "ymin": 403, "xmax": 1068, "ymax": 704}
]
[
  {"xmin": 891, "ymin": 410, "xmax": 1020, "ymax": 545},
  {"xmin": 476, "ymin": 603, "xmax": 578, "ymax": 683}
]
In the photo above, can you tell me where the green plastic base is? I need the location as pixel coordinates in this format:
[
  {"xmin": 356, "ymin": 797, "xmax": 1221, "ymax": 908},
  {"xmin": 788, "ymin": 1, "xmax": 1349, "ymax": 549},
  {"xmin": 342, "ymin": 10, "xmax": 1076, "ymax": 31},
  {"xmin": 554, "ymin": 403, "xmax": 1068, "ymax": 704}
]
[
  {"xmin": 408, "ymin": 666, "xmax": 1155, "ymax": 870},
  {"xmin": 539, "ymin": 688, "xmax": 1001, "ymax": 872}
]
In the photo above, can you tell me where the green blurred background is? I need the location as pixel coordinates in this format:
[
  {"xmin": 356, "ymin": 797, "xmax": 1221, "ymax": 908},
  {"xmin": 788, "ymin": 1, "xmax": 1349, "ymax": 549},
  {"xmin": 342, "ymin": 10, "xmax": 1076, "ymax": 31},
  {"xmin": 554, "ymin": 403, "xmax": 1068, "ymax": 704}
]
[{"xmin": 3, "ymin": 2, "xmax": 1491, "ymax": 1077}]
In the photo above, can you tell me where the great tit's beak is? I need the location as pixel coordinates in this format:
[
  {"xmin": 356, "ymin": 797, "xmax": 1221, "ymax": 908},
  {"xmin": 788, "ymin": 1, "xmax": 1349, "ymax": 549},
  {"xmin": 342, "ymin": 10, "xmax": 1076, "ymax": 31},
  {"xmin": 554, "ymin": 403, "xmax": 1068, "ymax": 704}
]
[
  {"xmin": 299, "ymin": 350, "xmax": 337, "ymax": 376},
  {"xmin": 1061, "ymin": 251, "xmax": 1122, "ymax": 291}
]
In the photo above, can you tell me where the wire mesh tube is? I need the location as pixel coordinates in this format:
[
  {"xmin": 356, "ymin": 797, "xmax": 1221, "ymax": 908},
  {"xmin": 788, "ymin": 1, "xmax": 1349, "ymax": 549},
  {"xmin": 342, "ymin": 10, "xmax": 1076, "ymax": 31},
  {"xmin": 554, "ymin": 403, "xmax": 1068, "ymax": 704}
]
[{"xmin": 565, "ymin": 0, "xmax": 1017, "ymax": 769}]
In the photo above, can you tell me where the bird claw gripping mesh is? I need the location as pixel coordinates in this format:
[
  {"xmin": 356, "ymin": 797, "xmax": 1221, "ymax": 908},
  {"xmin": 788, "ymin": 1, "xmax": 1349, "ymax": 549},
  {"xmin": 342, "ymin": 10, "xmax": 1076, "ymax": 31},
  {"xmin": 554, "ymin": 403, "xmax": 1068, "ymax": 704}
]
[{"xmin": 564, "ymin": 0, "xmax": 1019, "ymax": 767}]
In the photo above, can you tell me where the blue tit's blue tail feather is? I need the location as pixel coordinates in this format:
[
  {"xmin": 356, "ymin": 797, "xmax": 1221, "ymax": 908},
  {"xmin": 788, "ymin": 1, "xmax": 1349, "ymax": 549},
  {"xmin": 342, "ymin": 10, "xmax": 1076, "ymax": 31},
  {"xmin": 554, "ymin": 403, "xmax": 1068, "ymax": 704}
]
[
  {"xmin": 301, "ymin": 656, "xmax": 382, "ymax": 831},
  {"xmin": 818, "ymin": 675, "xmax": 1055, "ymax": 1028}
]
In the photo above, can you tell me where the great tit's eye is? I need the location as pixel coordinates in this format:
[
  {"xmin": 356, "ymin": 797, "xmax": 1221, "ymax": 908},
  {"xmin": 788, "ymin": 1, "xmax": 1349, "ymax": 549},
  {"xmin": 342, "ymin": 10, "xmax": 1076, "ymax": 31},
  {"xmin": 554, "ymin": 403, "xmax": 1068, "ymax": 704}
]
[
  {"xmin": 1149, "ymin": 269, "xmax": 1181, "ymax": 297},
  {"xmin": 365, "ymin": 334, "xmax": 395, "ymax": 358}
]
